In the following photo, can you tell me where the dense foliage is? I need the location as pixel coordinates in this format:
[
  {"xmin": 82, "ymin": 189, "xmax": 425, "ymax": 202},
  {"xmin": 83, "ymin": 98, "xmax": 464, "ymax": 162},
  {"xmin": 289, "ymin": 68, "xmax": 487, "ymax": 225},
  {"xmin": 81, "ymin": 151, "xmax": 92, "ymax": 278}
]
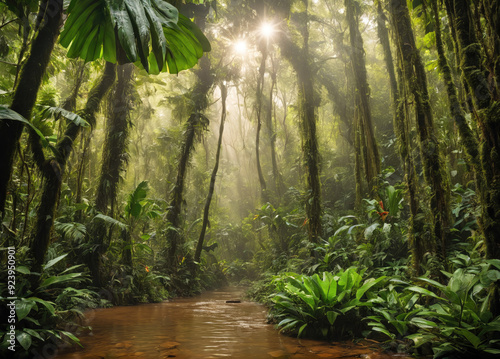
[{"xmin": 1, "ymin": 0, "xmax": 499, "ymax": 358}]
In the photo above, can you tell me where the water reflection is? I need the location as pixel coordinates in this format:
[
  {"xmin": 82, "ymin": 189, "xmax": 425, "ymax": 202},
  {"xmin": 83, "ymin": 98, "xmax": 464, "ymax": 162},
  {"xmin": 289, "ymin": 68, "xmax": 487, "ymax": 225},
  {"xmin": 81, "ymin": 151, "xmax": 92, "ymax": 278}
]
[{"xmin": 54, "ymin": 287, "xmax": 411, "ymax": 358}]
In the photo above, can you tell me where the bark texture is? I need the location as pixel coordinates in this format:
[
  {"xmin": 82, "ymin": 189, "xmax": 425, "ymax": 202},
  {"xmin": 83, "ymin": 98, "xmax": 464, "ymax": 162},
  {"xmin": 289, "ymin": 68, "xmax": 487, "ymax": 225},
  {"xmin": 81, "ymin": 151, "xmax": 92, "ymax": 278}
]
[
  {"xmin": 194, "ymin": 83, "xmax": 227, "ymax": 263},
  {"xmin": 389, "ymin": 0, "xmax": 451, "ymax": 269},
  {"xmin": 29, "ymin": 62, "xmax": 116, "ymax": 276},
  {"xmin": 0, "ymin": 0, "xmax": 63, "ymax": 217}
]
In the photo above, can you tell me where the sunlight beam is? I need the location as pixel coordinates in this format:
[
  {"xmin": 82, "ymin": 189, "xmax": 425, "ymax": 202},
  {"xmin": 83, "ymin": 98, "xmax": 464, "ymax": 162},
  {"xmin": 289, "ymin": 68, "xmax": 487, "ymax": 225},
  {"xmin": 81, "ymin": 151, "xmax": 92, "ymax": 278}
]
[
  {"xmin": 260, "ymin": 22, "xmax": 275, "ymax": 39},
  {"xmin": 233, "ymin": 39, "xmax": 247, "ymax": 55}
]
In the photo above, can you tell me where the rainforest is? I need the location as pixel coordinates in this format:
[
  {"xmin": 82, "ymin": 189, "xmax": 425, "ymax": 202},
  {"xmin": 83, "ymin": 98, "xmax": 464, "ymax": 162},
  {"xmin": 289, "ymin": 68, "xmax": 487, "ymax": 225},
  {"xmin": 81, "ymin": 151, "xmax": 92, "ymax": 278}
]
[{"xmin": 0, "ymin": 0, "xmax": 499, "ymax": 358}]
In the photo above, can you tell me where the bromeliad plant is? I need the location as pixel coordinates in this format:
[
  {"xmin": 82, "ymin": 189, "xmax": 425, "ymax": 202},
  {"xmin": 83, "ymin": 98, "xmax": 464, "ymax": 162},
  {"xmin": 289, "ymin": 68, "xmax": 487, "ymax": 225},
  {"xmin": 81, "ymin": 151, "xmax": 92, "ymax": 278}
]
[{"xmin": 270, "ymin": 267, "xmax": 386, "ymax": 339}]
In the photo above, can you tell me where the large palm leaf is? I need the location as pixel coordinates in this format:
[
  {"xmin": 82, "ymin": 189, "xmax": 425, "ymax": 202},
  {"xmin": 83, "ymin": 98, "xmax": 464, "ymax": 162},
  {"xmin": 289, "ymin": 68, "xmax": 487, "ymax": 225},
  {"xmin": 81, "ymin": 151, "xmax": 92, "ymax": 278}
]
[{"xmin": 60, "ymin": 0, "xmax": 210, "ymax": 74}]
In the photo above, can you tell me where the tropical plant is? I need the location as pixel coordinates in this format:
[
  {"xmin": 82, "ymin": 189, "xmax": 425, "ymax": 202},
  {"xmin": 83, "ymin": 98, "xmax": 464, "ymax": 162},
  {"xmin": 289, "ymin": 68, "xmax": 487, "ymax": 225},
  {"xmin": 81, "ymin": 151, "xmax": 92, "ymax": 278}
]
[
  {"xmin": 364, "ymin": 278, "xmax": 422, "ymax": 340},
  {"xmin": 405, "ymin": 262, "xmax": 500, "ymax": 358},
  {"xmin": 0, "ymin": 251, "xmax": 98, "ymax": 357},
  {"xmin": 60, "ymin": 0, "xmax": 211, "ymax": 74},
  {"xmin": 270, "ymin": 267, "xmax": 386, "ymax": 339}
]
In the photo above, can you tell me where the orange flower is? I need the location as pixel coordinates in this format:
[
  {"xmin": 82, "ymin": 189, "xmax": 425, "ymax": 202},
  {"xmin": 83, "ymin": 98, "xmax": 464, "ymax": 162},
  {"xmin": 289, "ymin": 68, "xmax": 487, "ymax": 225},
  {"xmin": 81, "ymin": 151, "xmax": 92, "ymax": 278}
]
[
  {"xmin": 379, "ymin": 201, "xmax": 385, "ymax": 210},
  {"xmin": 377, "ymin": 211, "xmax": 389, "ymax": 222},
  {"xmin": 302, "ymin": 218, "xmax": 308, "ymax": 227},
  {"xmin": 145, "ymin": 266, "xmax": 149, "ymax": 272}
]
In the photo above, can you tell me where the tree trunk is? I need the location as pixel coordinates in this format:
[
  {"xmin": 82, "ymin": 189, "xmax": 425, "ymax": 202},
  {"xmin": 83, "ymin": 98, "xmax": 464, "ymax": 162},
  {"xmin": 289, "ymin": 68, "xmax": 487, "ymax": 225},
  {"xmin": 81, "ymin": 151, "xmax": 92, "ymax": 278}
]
[
  {"xmin": 166, "ymin": 113, "xmax": 200, "ymax": 265},
  {"xmin": 0, "ymin": 0, "xmax": 63, "ymax": 217},
  {"xmin": 95, "ymin": 64, "xmax": 134, "ymax": 214},
  {"xmin": 255, "ymin": 46, "xmax": 269, "ymax": 203},
  {"xmin": 446, "ymin": 0, "xmax": 500, "ymax": 315},
  {"xmin": 194, "ymin": 83, "xmax": 227, "ymax": 263},
  {"xmin": 28, "ymin": 62, "xmax": 116, "ymax": 276},
  {"xmin": 88, "ymin": 63, "xmax": 132, "ymax": 287},
  {"xmin": 377, "ymin": 0, "xmax": 424, "ymax": 274},
  {"xmin": 389, "ymin": 0, "xmax": 451, "ymax": 267},
  {"xmin": 265, "ymin": 56, "xmax": 283, "ymax": 201},
  {"xmin": 346, "ymin": 0, "xmax": 381, "ymax": 195},
  {"xmin": 431, "ymin": 0, "xmax": 482, "ymax": 187},
  {"xmin": 277, "ymin": 2, "xmax": 322, "ymax": 243},
  {"xmin": 164, "ymin": 6, "xmax": 213, "ymax": 267}
]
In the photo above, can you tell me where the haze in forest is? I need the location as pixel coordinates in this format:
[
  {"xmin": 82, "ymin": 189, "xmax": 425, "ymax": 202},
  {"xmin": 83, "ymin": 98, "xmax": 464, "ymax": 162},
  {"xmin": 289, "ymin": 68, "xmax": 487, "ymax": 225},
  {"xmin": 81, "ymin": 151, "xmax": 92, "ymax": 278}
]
[{"xmin": 1, "ymin": 0, "xmax": 500, "ymax": 358}]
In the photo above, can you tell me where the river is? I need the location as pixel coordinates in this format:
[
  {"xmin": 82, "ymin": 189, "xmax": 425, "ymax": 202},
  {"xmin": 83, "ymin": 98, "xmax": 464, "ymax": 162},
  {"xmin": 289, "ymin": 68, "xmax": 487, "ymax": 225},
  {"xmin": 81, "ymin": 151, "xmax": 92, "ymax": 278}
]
[{"xmin": 53, "ymin": 287, "xmax": 412, "ymax": 359}]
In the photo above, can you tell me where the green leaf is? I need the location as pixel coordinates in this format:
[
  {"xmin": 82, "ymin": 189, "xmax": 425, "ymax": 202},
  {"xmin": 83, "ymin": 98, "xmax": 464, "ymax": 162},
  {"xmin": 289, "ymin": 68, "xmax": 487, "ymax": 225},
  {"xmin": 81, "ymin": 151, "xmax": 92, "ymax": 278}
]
[
  {"xmin": 39, "ymin": 273, "xmax": 83, "ymax": 289},
  {"xmin": 27, "ymin": 297, "xmax": 55, "ymax": 316},
  {"xmin": 93, "ymin": 213, "xmax": 127, "ymax": 230},
  {"xmin": 125, "ymin": 181, "xmax": 148, "ymax": 218},
  {"xmin": 0, "ymin": 107, "xmax": 49, "ymax": 147},
  {"xmin": 23, "ymin": 329, "xmax": 43, "ymax": 341},
  {"xmin": 484, "ymin": 349, "xmax": 500, "ymax": 354},
  {"xmin": 457, "ymin": 328, "xmax": 481, "ymax": 348},
  {"xmin": 60, "ymin": 331, "xmax": 82, "ymax": 347},
  {"xmin": 124, "ymin": 0, "xmax": 150, "ymax": 71},
  {"xmin": 406, "ymin": 286, "xmax": 444, "ymax": 300},
  {"xmin": 364, "ymin": 222, "xmax": 379, "ymax": 239},
  {"xmin": 43, "ymin": 254, "xmax": 68, "ymax": 270},
  {"xmin": 406, "ymin": 333, "xmax": 435, "ymax": 347},
  {"xmin": 327, "ymin": 311, "xmax": 338, "ymax": 325},
  {"xmin": 371, "ymin": 326, "xmax": 395, "ymax": 339},
  {"xmin": 61, "ymin": 0, "xmax": 209, "ymax": 73},
  {"xmin": 298, "ymin": 323, "xmax": 308, "ymax": 337},
  {"xmin": 38, "ymin": 106, "xmax": 88, "ymax": 127},
  {"xmin": 15, "ymin": 299, "xmax": 36, "ymax": 321},
  {"xmin": 16, "ymin": 266, "xmax": 30, "ymax": 274},
  {"xmin": 486, "ymin": 259, "xmax": 500, "ymax": 270},
  {"xmin": 356, "ymin": 276, "xmax": 386, "ymax": 300},
  {"xmin": 410, "ymin": 317, "xmax": 438, "ymax": 329},
  {"xmin": 16, "ymin": 331, "xmax": 32, "ymax": 351}
]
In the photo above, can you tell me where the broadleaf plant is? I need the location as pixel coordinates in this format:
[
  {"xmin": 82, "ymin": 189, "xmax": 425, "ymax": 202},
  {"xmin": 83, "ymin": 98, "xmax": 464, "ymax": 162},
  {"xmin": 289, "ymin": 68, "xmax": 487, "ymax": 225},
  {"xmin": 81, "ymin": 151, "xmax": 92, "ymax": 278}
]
[{"xmin": 60, "ymin": 0, "xmax": 211, "ymax": 74}]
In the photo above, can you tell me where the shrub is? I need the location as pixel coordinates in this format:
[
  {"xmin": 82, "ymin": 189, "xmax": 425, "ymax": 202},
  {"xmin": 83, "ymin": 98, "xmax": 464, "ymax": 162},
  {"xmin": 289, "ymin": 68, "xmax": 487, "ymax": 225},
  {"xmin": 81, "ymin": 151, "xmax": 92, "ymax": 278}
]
[{"xmin": 270, "ymin": 267, "xmax": 386, "ymax": 339}]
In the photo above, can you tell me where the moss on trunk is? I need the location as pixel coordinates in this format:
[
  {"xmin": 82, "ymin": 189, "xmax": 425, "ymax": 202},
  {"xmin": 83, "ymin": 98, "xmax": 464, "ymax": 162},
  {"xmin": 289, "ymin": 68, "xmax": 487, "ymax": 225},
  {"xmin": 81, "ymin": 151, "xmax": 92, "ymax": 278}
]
[
  {"xmin": 377, "ymin": 1, "xmax": 424, "ymax": 274},
  {"xmin": 346, "ymin": 0, "xmax": 381, "ymax": 195},
  {"xmin": 29, "ymin": 62, "xmax": 116, "ymax": 277},
  {"xmin": 390, "ymin": 0, "xmax": 451, "ymax": 273},
  {"xmin": 277, "ymin": 2, "xmax": 322, "ymax": 243},
  {"xmin": 165, "ymin": 53, "xmax": 213, "ymax": 266},
  {"xmin": 0, "ymin": 0, "xmax": 63, "ymax": 217},
  {"xmin": 255, "ymin": 46, "xmax": 269, "ymax": 203},
  {"xmin": 195, "ymin": 83, "xmax": 227, "ymax": 263}
]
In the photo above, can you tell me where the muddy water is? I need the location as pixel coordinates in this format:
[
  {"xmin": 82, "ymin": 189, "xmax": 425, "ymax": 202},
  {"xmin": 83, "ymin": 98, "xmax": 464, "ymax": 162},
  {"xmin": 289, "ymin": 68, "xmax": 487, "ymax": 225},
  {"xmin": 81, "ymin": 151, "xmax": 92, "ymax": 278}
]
[{"xmin": 55, "ymin": 287, "xmax": 411, "ymax": 359}]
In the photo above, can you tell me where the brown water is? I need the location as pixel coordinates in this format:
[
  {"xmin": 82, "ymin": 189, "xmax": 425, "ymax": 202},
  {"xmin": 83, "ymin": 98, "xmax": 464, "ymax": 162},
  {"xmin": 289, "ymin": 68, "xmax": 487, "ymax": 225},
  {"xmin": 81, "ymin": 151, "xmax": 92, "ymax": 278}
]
[{"xmin": 54, "ymin": 287, "xmax": 411, "ymax": 359}]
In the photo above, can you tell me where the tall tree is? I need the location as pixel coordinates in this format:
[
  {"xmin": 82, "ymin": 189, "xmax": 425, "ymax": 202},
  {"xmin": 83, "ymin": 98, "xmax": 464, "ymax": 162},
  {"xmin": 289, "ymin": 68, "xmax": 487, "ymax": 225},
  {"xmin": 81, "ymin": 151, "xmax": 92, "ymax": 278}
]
[
  {"xmin": 28, "ymin": 62, "xmax": 116, "ymax": 277},
  {"xmin": 345, "ymin": 0, "xmax": 381, "ymax": 200},
  {"xmin": 0, "ymin": 0, "xmax": 63, "ymax": 217},
  {"xmin": 195, "ymin": 82, "xmax": 227, "ymax": 263},
  {"xmin": 265, "ymin": 55, "xmax": 284, "ymax": 201},
  {"xmin": 95, "ymin": 64, "xmax": 134, "ymax": 215},
  {"xmin": 444, "ymin": 0, "xmax": 500, "ymax": 262},
  {"xmin": 376, "ymin": 0, "xmax": 424, "ymax": 273},
  {"xmin": 389, "ymin": 0, "xmax": 451, "ymax": 267},
  {"xmin": 430, "ymin": 0, "xmax": 482, "ymax": 192},
  {"xmin": 165, "ymin": 4, "xmax": 213, "ymax": 265},
  {"xmin": 255, "ymin": 43, "xmax": 269, "ymax": 203},
  {"xmin": 275, "ymin": 0, "xmax": 322, "ymax": 243},
  {"xmin": 445, "ymin": 0, "xmax": 500, "ymax": 315},
  {"xmin": 89, "ymin": 63, "xmax": 134, "ymax": 286}
]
